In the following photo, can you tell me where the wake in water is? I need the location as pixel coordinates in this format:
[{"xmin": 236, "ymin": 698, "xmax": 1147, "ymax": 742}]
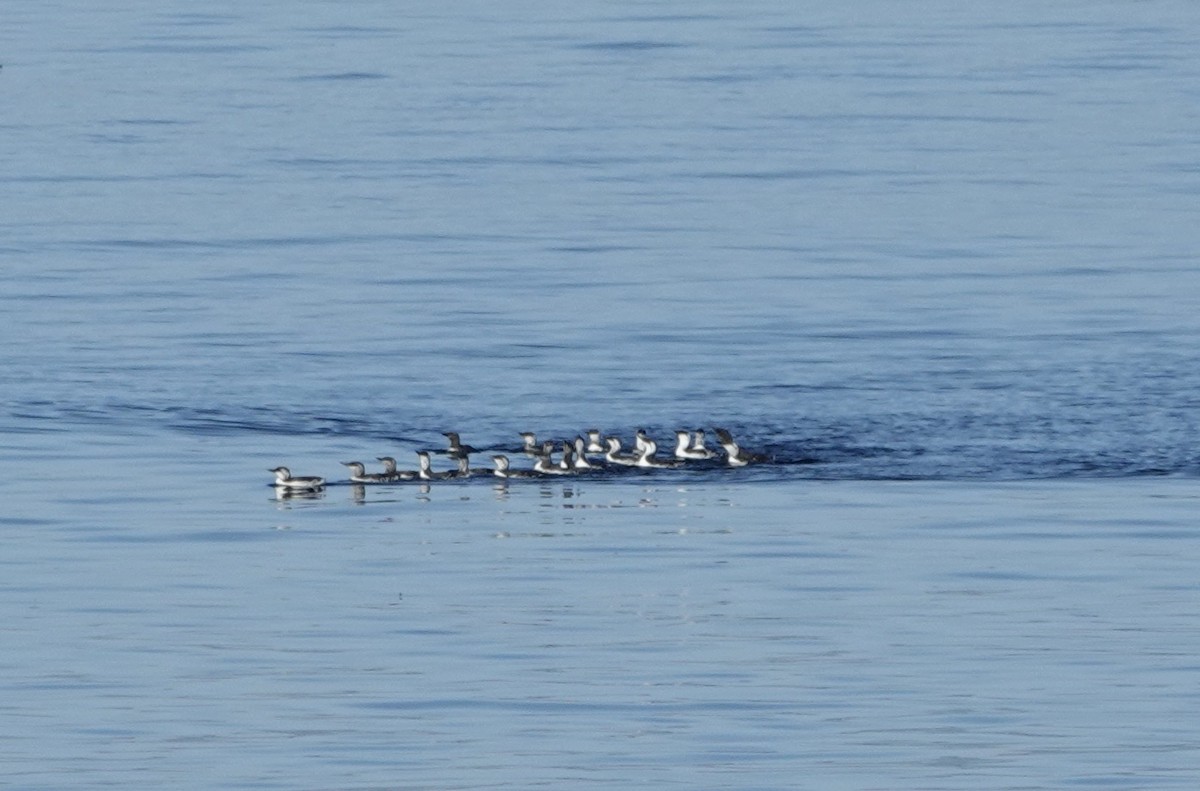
[
  {"xmin": 8, "ymin": 390, "xmax": 1196, "ymax": 483},
  {"xmin": 271, "ymin": 427, "xmax": 770, "ymax": 493}
]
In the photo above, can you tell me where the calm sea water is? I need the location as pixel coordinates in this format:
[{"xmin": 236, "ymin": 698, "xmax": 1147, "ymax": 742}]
[{"xmin": 3, "ymin": 2, "xmax": 1200, "ymax": 788}]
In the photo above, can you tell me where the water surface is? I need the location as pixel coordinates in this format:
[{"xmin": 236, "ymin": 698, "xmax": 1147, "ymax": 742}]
[{"xmin": 2, "ymin": 2, "xmax": 1199, "ymax": 788}]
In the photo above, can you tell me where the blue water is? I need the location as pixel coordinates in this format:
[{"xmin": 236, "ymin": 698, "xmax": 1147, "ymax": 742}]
[{"xmin": 3, "ymin": 3, "xmax": 1200, "ymax": 788}]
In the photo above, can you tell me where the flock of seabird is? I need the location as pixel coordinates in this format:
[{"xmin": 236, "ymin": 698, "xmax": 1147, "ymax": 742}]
[{"xmin": 269, "ymin": 427, "xmax": 766, "ymax": 492}]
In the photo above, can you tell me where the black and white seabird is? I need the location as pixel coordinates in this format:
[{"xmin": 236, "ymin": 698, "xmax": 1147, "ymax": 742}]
[
  {"xmin": 532, "ymin": 445, "xmax": 573, "ymax": 476},
  {"xmin": 376, "ymin": 456, "xmax": 417, "ymax": 481},
  {"xmin": 269, "ymin": 466, "xmax": 325, "ymax": 491},
  {"xmin": 713, "ymin": 427, "xmax": 767, "ymax": 467},
  {"xmin": 442, "ymin": 431, "xmax": 480, "ymax": 459},
  {"xmin": 603, "ymin": 437, "xmax": 640, "ymax": 467},
  {"xmin": 558, "ymin": 441, "xmax": 578, "ymax": 471},
  {"xmin": 341, "ymin": 461, "xmax": 392, "ymax": 484},
  {"xmin": 518, "ymin": 431, "xmax": 540, "ymax": 455},
  {"xmin": 674, "ymin": 430, "xmax": 715, "ymax": 460},
  {"xmin": 585, "ymin": 429, "xmax": 606, "ymax": 454},
  {"xmin": 572, "ymin": 437, "xmax": 596, "ymax": 470},
  {"xmin": 450, "ymin": 454, "xmax": 491, "ymax": 478},
  {"xmin": 636, "ymin": 439, "xmax": 681, "ymax": 469},
  {"xmin": 416, "ymin": 451, "xmax": 453, "ymax": 481},
  {"xmin": 492, "ymin": 454, "xmax": 534, "ymax": 479}
]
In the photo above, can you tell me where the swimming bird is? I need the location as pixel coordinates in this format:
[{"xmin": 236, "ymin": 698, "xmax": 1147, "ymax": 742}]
[
  {"xmin": 450, "ymin": 454, "xmax": 492, "ymax": 478},
  {"xmin": 341, "ymin": 461, "xmax": 392, "ymax": 484},
  {"xmin": 585, "ymin": 429, "xmax": 606, "ymax": 454},
  {"xmin": 518, "ymin": 431, "xmax": 540, "ymax": 455},
  {"xmin": 442, "ymin": 431, "xmax": 480, "ymax": 459},
  {"xmin": 532, "ymin": 445, "xmax": 573, "ymax": 476},
  {"xmin": 713, "ymin": 427, "xmax": 767, "ymax": 467},
  {"xmin": 269, "ymin": 466, "xmax": 325, "ymax": 491},
  {"xmin": 690, "ymin": 429, "xmax": 714, "ymax": 457},
  {"xmin": 634, "ymin": 429, "xmax": 652, "ymax": 453},
  {"xmin": 558, "ymin": 441, "xmax": 578, "ymax": 471},
  {"xmin": 416, "ymin": 451, "xmax": 453, "ymax": 481},
  {"xmin": 674, "ymin": 429, "xmax": 715, "ymax": 460},
  {"xmin": 636, "ymin": 439, "xmax": 681, "ymax": 469},
  {"xmin": 604, "ymin": 436, "xmax": 640, "ymax": 467},
  {"xmin": 571, "ymin": 437, "xmax": 596, "ymax": 470},
  {"xmin": 533, "ymin": 456, "xmax": 572, "ymax": 476},
  {"xmin": 492, "ymin": 454, "xmax": 534, "ymax": 479},
  {"xmin": 376, "ymin": 456, "xmax": 417, "ymax": 481}
]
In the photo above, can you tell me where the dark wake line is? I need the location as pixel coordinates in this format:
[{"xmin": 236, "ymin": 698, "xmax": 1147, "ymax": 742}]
[{"xmin": 8, "ymin": 399, "xmax": 1197, "ymax": 483}]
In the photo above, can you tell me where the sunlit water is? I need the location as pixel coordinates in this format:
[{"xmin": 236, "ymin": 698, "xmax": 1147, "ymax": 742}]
[{"xmin": 2, "ymin": 2, "xmax": 1199, "ymax": 788}]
